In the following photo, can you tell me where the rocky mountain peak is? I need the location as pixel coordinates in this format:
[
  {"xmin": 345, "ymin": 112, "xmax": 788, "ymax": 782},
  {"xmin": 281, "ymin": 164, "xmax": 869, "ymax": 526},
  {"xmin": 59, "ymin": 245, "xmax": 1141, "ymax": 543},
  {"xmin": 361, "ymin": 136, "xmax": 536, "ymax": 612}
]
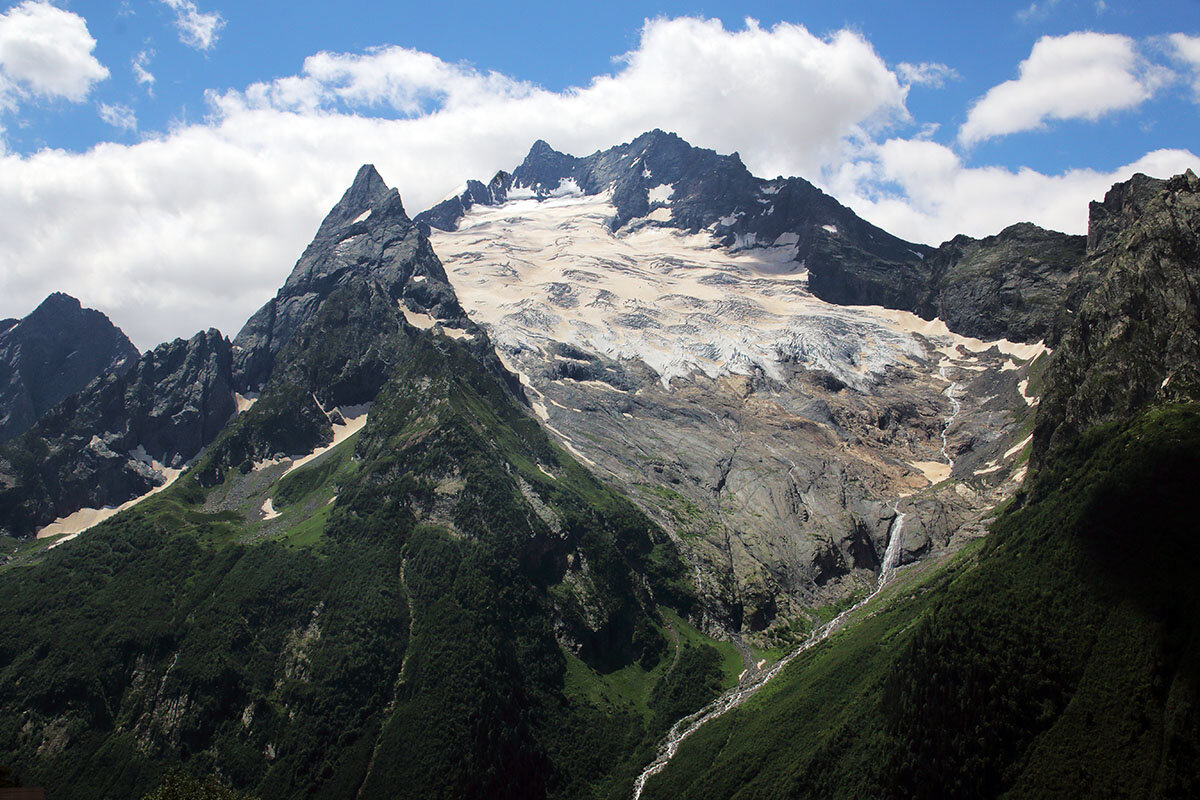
[
  {"xmin": 0, "ymin": 292, "xmax": 139, "ymax": 442},
  {"xmin": 234, "ymin": 165, "xmax": 471, "ymax": 392},
  {"xmin": 313, "ymin": 163, "xmax": 398, "ymax": 240},
  {"xmin": 0, "ymin": 325, "xmax": 235, "ymax": 537},
  {"xmin": 511, "ymin": 138, "xmax": 579, "ymax": 191},
  {"xmin": 1086, "ymin": 169, "xmax": 1200, "ymax": 253},
  {"xmin": 30, "ymin": 291, "xmax": 83, "ymax": 316}
]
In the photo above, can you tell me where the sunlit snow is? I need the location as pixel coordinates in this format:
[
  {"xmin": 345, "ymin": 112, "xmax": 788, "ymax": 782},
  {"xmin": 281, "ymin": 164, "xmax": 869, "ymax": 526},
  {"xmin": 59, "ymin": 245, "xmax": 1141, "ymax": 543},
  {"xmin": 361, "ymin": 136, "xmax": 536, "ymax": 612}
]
[{"xmin": 430, "ymin": 191, "xmax": 1038, "ymax": 391}]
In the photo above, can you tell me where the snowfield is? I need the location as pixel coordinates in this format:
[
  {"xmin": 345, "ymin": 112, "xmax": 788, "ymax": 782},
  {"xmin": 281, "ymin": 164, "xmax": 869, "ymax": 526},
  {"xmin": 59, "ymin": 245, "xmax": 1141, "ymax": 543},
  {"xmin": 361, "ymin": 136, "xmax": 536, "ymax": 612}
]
[{"xmin": 430, "ymin": 191, "xmax": 1042, "ymax": 391}]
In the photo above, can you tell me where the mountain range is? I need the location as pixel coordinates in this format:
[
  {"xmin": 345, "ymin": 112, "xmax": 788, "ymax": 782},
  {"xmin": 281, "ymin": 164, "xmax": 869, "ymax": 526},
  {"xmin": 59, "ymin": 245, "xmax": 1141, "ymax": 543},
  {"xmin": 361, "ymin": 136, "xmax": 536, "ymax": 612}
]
[{"xmin": 0, "ymin": 131, "xmax": 1196, "ymax": 799}]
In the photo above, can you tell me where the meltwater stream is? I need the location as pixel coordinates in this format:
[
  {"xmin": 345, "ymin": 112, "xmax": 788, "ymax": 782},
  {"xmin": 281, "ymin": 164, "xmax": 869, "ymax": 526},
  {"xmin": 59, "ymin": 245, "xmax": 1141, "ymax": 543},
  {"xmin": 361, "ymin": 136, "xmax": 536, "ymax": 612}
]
[
  {"xmin": 631, "ymin": 506, "xmax": 909, "ymax": 799},
  {"xmin": 938, "ymin": 366, "xmax": 963, "ymax": 469}
]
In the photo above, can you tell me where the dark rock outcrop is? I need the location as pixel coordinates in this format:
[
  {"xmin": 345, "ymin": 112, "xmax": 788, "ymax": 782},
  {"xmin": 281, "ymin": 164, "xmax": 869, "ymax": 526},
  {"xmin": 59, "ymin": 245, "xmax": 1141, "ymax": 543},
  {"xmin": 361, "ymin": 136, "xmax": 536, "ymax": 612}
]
[
  {"xmin": 1033, "ymin": 170, "xmax": 1200, "ymax": 465},
  {"xmin": 918, "ymin": 223, "xmax": 1087, "ymax": 344},
  {"xmin": 0, "ymin": 293, "xmax": 138, "ymax": 442},
  {"xmin": 0, "ymin": 329, "xmax": 235, "ymax": 537},
  {"xmin": 233, "ymin": 164, "xmax": 473, "ymax": 392}
]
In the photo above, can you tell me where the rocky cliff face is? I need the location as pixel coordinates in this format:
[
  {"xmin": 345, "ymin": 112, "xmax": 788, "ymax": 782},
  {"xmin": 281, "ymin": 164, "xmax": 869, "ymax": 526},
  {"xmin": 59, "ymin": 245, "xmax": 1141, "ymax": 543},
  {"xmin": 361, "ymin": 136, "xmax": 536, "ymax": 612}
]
[
  {"xmin": 233, "ymin": 164, "xmax": 472, "ymax": 393},
  {"xmin": 1034, "ymin": 170, "xmax": 1200, "ymax": 465},
  {"xmin": 0, "ymin": 329, "xmax": 234, "ymax": 537},
  {"xmin": 917, "ymin": 223, "xmax": 1087, "ymax": 344},
  {"xmin": 0, "ymin": 293, "xmax": 138, "ymax": 442}
]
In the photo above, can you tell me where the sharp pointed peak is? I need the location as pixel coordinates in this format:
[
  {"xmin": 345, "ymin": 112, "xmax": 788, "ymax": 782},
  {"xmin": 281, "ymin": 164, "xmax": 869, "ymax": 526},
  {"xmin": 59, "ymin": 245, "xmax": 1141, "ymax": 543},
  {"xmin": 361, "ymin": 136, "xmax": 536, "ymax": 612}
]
[
  {"xmin": 317, "ymin": 164, "xmax": 401, "ymax": 236},
  {"xmin": 35, "ymin": 292, "xmax": 83, "ymax": 312},
  {"xmin": 351, "ymin": 163, "xmax": 386, "ymax": 192}
]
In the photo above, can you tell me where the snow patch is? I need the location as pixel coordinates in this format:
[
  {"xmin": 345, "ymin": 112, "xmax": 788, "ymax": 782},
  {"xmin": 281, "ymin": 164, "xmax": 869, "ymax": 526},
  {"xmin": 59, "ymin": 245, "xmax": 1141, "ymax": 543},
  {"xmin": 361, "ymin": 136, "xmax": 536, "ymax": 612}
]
[
  {"xmin": 282, "ymin": 404, "xmax": 371, "ymax": 478},
  {"xmin": 822, "ymin": 224, "xmax": 839, "ymax": 235},
  {"xmin": 549, "ymin": 178, "xmax": 583, "ymax": 197},
  {"xmin": 1003, "ymin": 434, "xmax": 1033, "ymax": 460},
  {"xmin": 38, "ymin": 465, "xmax": 184, "ymax": 544},
  {"xmin": 910, "ymin": 460, "xmax": 951, "ymax": 484},
  {"xmin": 507, "ymin": 184, "xmax": 537, "ymax": 201},
  {"xmin": 400, "ymin": 303, "xmax": 438, "ymax": 329},
  {"xmin": 1017, "ymin": 378, "xmax": 1037, "ymax": 406},
  {"xmin": 648, "ymin": 183, "xmax": 674, "ymax": 204},
  {"xmin": 351, "ymin": 208, "xmax": 372, "ymax": 224},
  {"xmin": 261, "ymin": 498, "xmax": 281, "ymax": 521}
]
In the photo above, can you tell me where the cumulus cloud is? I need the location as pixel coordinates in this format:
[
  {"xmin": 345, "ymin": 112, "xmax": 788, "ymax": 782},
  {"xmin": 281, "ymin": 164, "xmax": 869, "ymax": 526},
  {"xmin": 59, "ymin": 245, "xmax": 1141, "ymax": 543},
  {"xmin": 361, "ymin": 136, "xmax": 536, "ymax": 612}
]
[
  {"xmin": 160, "ymin": 0, "xmax": 224, "ymax": 51},
  {"xmin": 896, "ymin": 61, "xmax": 959, "ymax": 88},
  {"xmin": 0, "ymin": 16, "xmax": 1191, "ymax": 351},
  {"xmin": 826, "ymin": 137, "xmax": 1198, "ymax": 244},
  {"xmin": 0, "ymin": 1, "xmax": 108, "ymax": 108},
  {"xmin": 959, "ymin": 32, "xmax": 1170, "ymax": 145},
  {"xmin": 1170, "ymin": 33, "xmax": 1200, "ymax": 99},
  {"xmin": 214, "ymin": 17, "xmax": 908, "ymax": 180},
  {"xmin": 132, "ymin": 49, "xmax": 155, "ymax": 92},
  {"xmin": 98, "ymin": 101, "xmax": 136, "ymax": 131}
]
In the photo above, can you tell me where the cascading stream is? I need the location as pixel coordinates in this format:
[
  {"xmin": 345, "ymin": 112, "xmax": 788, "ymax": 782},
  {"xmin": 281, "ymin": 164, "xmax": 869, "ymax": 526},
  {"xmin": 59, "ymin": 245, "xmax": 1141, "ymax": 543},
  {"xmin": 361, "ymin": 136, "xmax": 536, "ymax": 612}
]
[
  {"xmin": 631, "ymin": 506, "xmax": 908, "ymax": 799},
  {"xmin": 938, "ymin": 365, "xmax": 963, "ymax": 469}
]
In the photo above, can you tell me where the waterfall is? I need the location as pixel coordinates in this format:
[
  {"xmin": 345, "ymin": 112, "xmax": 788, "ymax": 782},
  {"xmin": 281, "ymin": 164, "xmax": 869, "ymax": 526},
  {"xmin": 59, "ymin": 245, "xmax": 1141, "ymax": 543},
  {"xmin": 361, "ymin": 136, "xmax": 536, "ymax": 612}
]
[{"xmin": 632, "ymin": 508, "xmax": 908, "ymax": 798}]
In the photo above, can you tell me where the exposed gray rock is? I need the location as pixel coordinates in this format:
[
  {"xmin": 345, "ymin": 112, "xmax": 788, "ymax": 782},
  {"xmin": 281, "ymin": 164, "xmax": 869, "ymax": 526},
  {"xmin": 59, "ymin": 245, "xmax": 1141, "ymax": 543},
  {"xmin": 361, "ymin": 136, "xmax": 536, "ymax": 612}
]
[
  {"xmin": 918, "ymin": 223, "xmax": 1087, "ymax": 344},
  {"xmin": 1034, "ymin": 170, "xmax": 1200, "ymax": 465},
  {"xmin": 0, "ymin": 292, "xmax": 138, "ymax": 442},
  {"xmin": 0, "ymin": 329, "xmax": 235, "ymax": 537},
  {"xmin": 233, "ymin": 164, "xmax": 473, "ymax": 392}
]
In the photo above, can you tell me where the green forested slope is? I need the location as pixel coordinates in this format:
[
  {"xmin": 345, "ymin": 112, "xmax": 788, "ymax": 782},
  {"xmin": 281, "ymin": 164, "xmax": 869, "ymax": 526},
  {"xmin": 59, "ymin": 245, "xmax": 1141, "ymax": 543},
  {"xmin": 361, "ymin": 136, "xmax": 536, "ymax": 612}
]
[{"xmin": 0, "ymin": 308, "xmax": 719, "ymax": 800}]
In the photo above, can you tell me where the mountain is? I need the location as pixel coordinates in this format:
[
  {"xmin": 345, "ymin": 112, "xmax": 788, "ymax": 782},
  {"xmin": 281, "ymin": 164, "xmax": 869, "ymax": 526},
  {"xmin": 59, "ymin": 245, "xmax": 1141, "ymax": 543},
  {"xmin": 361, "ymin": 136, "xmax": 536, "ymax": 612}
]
[
  {"xmin": 0, "ymin": 163, "xmax": 715, "ymax": 800},
  {"xmin": 1034, "ymin": 169, "xmax": 1200, "ymax": 463},
  {"xmin": 0, "ymin": 329, "xmax": 235, "ymax": 538},
  {"xmin": 419, "ymin": 131, "xmax": 1045, "ymax": 640},
  {"xmin": 232, "ymin": 164, "xmax": 477, "ymax": 394},
  {"xmin": 0, "ymin": 292, "xmax": 138, "ymax": 442},
  {"xmin": 639, "ymin": 169, "xmax": 1200, "ymax": 799},
  {"xmin": 1, "ymin": 133, "xmax": 1195, "ymax": 799},
  {"xmin": 418, "ymin": 130, "xmax": 1083, "ymax": 345}
]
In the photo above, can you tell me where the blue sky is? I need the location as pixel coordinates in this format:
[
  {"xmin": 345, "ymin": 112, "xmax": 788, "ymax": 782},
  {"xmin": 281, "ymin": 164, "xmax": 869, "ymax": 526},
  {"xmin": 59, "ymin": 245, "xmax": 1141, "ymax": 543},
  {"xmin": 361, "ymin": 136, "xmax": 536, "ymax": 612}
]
[{"xmin": 1, "ymin": 0, "xmax": 1198, "ymax": 347}]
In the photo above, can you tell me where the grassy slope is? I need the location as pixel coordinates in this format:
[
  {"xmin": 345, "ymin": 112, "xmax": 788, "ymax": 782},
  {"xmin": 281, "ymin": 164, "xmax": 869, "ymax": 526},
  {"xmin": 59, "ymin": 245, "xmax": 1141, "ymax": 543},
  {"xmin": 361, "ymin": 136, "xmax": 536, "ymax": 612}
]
[{"xmin": 646, "ymin": 403, "xmax": 1200, "ymax": 799}]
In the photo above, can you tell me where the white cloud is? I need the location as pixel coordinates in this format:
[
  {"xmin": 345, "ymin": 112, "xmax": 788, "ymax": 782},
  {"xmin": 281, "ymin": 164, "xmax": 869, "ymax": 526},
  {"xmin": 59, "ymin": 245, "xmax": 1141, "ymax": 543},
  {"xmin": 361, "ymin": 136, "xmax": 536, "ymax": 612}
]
[
  {"xmin": 959, "ymin": 32, "xmax": 1170, "ymax": 145},
  {"xmin": 0, "ymin": 1, "xmax": 108, "ymax": 108},
  {"xmin": 826, "ymin": 137, "xmax": 1198, "ymax": 244},
  {"xmin": 160, "ymin": 0, "xmax": 224, "ymax": 51},
  {"xmin": 0, "ymin": 16, "xmax": 1192, "ymax": 351},
  {"xmin": 1016, "ymin": 0, "xmax": 1061, "ymax": 23},
  {"xmin": 1170, "ymin": 33, "xmax": 1200, "ymax": 100},
  {"xmin": 132, "ymin": 49, "xmax": 155, "ymax": 92},
  {"xmin": 896, "ymin": 61, "xmax": 959, "ymax": 88},
  {"xmin": 98, "ymin": 101, "xmax": 136, "ymax": 131}
]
